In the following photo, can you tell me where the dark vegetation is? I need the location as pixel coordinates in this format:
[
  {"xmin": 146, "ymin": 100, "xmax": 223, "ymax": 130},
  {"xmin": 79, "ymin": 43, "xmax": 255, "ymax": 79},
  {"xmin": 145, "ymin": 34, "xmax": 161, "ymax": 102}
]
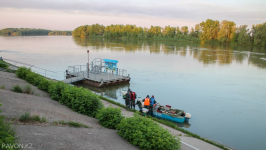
[
  {"xmin": 0, "ymin": 60, "xmax": 9, "ymax": 69},
  {"xmin": 0, "ymin": 101, "xmax": 19, "ymax": 150},
  {"xmin": 12, "ymin": 85, "xmax": 23, "ymax": 93},
  {"xmin": 96, "ymin": 107, "xmax": 124, "ymax": 129},
  {"xmin": 72, "ymin": 20, "xmax": 266, "ymax": 47},
  {"xmin": 19, "ymin": 112, "xmax": 47, "ymax": 123},
  {"xmin": 117, "ymin": 113, "xmax": 181, "ymax": 150},
  {"xmin": 0, "ymin": 28, "xmax": 72, "ymax": 36},
  {"xmin": 16, "ymin": 67, "xmax": 103, "ymax": 118},
  {"xmin": 52, "ymin": 120, "xmax": 89, "ymax": 128}
]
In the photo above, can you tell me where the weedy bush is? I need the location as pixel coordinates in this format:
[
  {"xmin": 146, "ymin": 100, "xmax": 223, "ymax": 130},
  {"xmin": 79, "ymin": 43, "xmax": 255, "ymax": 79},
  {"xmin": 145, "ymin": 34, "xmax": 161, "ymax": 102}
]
[
  {"xmin": 0, "ymin": 85, "xmax": 5, "ymax": 89},
  {"xmin": 53, "ymin": 120, "xmax": 89, "ymax": 128},
  {"xmin": 19, "ymin": 112, "xmax": 31, "ymax": 122},
  {"xmin": 117, "ymin": 113, "xmax": 181, "ymax": 150},
  {"xmin": 12, "ymin": 85, "xmax": 23, "ymax": 93},
  {"xmin": 23, "ymin": 84, "xmax": 33, "ymax": 94},
  {"xmin": 19, "ymin": 112, "xmax": 47, "ymax": 123},
  {"xmin": 0, "ymin": 101, "xmax": 19, "ymax": 150},
  {"xmin": 96, "ymin": 107, "xmax": 124, "ymax": 129}
]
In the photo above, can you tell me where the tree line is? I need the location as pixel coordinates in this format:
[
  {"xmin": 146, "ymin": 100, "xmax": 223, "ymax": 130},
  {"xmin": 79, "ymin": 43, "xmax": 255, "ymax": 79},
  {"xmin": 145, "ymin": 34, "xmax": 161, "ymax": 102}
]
[
  {"xmin": 72, "ymin": 20, "xmax": 266, "ymax": 47},
  {"xmin": 0, "ymin": 28, "xmax": 72, "ymax": 36}
]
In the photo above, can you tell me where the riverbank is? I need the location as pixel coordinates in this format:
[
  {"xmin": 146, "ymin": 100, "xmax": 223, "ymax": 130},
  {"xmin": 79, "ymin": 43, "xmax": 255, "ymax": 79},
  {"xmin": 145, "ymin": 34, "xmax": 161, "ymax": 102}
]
[
  {"xmin": 0, "ymin": 70, "xmax": 231, "ymax": 150},
  {"xmin": 0, "ymin": 71, "xmax": 138, "ymax": 150}
]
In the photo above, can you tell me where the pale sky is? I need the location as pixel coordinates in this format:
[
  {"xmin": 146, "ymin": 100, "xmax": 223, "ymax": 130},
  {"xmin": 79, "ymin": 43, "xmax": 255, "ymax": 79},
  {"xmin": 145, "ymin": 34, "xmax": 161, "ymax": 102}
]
[{"xmin": 0, "ymin": 0, "xmax": 265, "ymax": 30}]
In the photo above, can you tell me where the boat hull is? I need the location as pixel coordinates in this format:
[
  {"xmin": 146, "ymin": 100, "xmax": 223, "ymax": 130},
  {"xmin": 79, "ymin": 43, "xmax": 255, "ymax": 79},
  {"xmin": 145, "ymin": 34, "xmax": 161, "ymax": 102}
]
[{"xmin": 153, "ymin": 111, "xmax": 186, "ymax": 123}]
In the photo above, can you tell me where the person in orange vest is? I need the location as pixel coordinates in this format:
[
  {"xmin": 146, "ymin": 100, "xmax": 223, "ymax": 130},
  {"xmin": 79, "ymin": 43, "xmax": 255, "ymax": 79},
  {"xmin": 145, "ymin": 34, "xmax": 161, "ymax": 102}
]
[{"xmin": 143, "ymin": 95, "xmax": 150, "ymax": 109}]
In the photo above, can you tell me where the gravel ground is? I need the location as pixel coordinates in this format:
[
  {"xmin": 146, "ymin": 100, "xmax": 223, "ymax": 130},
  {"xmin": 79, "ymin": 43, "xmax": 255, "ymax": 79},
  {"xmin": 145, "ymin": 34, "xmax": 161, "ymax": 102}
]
[
  {"xmin": 0, "ymin": 71, "xmax": 49, "ymax": 97},
  {"xmin": 0, "ymin": 89, "xmax": 138, "ymax": 150}
]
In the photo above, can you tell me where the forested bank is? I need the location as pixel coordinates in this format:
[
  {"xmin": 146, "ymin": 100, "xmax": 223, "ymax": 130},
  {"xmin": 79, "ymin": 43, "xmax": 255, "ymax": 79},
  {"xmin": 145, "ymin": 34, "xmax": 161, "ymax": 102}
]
[
  {"xmin": 0, "ymin": 28, "xmax": 72, "ymax": 36},
  {"xmin": 72, "ymin": 19, "xmax": 266, "ymax": 47}
]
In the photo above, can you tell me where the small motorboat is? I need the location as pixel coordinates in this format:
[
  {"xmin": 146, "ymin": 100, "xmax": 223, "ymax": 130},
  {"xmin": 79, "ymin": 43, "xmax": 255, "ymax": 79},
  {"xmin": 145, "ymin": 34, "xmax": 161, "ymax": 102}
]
[{"xmin": 152, "ymin": 103, "xmax": 191, "ymax": 123}]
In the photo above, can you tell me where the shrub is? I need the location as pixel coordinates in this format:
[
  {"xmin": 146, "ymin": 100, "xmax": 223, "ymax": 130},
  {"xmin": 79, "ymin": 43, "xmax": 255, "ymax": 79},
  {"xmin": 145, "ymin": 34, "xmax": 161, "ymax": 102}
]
[
  {"xmin": 48, "ymin": 81, "xmax": 66, "ymax": 101},
  {"xmin": 37, "ymin": 78, "xmax": 51, "ymax": 92},
  {"xmin": 0, "ymin": 101, "xmax": 19, "ymax": 150},
  {"xmin": 25, "ymin": 72, "xmax": 38, "ymax": 84},
  {"xmin": 33, "ymin": 75, "xmax": 43, "ymax": 86},
  {"xmin": 19, "ymin": 112, "xmax": 47, "ymax": 123},
  {"xmin": 96, "ymin": 107, "xmax": 124, "ymax": 129},
  {"xmin": 23, "ymin": 84, "xmax": 33, "ymax": 94},
  {"xmin": 117, "ymin": 114, "xmax": 181, "ymax": 150},
  {"xmin": 0, "ymin": 85, "xmax": 5, "ymax": 89},
  {"xmin": 0, "ymin": 60, "xmax": 8, "ymax": 69},
  {"xmin": 19, "ymin": 112, "xmax": 31, "ymax": 122},
  {"xmin": 12, "ymin": 85, "xmax": 23, "ymax": 93},
  {"xmin": 31, "ymin": 115, "xmax": 47, "ymax": 123},
  {"xmin": 16, "ymin": 67, "xmax": 31, "ymax": 80},
  {"xmin": 15, "ymin": 67, "xmax": 104, "ymax": 118}
]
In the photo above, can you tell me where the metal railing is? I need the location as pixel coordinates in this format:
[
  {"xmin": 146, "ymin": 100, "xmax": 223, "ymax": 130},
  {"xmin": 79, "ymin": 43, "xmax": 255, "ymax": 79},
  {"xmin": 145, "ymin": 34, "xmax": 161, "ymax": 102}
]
[
  {"xmin": 2, "ymin": 58, "xmax": 59, "ymax": 79},
  {"xmin": 64, "ymin": 71, "xmax": 85, "ymax": 83},
  {"xmin": 68, "ymin": 65, "xmax": 87, "ymax": 73},
  {"xmin": 90, "ymin": 58, "xmax": 105, "ymax": 74}
]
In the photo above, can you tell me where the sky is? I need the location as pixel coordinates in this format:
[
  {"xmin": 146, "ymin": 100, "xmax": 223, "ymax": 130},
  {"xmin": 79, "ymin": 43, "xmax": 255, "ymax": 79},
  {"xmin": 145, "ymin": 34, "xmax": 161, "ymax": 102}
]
[{"xmin": 0, "ymin": 0, "xmax": 265, "ymax": 30}]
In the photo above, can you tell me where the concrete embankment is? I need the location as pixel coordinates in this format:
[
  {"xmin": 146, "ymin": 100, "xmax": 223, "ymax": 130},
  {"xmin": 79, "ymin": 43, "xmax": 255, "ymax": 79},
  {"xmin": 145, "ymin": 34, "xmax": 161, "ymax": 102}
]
[{"xmin": 0, "ymin": 71, "xmax": 224, "ymax": 150}]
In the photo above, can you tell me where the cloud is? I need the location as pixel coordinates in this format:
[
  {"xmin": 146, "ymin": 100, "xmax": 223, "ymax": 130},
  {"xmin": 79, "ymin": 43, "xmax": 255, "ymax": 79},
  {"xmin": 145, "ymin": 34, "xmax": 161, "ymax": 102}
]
[{"xmin": 0, "ymin": 0, "xmax": 265, "ymax": 29}]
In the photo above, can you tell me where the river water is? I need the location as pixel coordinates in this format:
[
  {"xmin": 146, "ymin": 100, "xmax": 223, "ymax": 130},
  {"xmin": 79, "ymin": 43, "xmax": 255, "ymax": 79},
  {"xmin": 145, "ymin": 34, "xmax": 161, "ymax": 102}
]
[{"xmin": 1, "ymin": 36, "xmax": 266, "ymax": 150}]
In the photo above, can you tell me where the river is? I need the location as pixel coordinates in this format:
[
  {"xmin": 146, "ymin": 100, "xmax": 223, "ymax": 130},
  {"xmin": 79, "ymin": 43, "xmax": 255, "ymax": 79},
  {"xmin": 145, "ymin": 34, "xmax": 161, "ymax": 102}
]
[{"xmin": 1, "ymin": 36, "xmax": 266, "ymax": 150}]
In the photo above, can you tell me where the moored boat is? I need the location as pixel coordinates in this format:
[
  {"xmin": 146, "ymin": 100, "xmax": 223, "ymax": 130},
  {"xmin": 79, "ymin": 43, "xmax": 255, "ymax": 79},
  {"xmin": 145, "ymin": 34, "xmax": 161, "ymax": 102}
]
[{"xmin": 152, "ymin": 103, "xmax": 191, "ymax": 123}]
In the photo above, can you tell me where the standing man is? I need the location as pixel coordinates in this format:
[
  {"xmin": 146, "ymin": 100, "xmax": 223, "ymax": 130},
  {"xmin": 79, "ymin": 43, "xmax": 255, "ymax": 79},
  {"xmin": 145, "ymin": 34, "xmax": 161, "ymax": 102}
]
[
  {"xmin": 130, "ymin": 91, "xmax": 137, "ymax": 109},
  {"xmin": 149, "ymin": 95, "xmax": 156, "ymax": 116},
  {"xmin": 125, "ymin": 89, "xmax": 131, "ymax": 109}
]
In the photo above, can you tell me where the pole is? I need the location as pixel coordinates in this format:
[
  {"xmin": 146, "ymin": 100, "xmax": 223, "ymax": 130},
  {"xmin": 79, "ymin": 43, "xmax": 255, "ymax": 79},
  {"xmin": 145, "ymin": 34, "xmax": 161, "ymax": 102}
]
[{"xmin": 87, "ymin": 50, "xmax": 90, "ymax": 71}]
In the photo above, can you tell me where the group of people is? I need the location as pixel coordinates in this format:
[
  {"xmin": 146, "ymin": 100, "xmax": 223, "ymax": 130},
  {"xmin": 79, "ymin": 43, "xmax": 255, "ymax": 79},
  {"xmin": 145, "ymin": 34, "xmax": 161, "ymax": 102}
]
[
  {"xmin": 124, "ymin": 89, "xmax": 157, "ymax": 116},
  {"xmin": 125, "ymin": 89, "xmax": 137, "ymax": 109},
  {"xmin": 138, "ymin": 95, "xmax": 157, "ymax": 116}
]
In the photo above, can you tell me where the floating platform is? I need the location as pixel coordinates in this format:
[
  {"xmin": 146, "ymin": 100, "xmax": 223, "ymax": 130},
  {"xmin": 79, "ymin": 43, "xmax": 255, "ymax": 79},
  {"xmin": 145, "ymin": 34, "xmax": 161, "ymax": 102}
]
[{"xmin": 63, "ymin": 71, "xmax": 130, "ymax": 88}]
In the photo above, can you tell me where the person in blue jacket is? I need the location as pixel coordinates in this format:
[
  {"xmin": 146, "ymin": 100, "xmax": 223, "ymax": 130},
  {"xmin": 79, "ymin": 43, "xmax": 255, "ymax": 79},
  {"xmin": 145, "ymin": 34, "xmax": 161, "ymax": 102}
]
[{"xmin": 149, "ymin": 95, "xmax": 156, "ymax": 116}]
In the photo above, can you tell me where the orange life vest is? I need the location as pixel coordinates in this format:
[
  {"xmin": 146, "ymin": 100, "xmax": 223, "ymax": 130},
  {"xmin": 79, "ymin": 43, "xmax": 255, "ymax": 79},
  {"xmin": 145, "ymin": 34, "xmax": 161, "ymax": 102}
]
[{"xmin": 144, "ymin": 98, "xmax": 150, "ymax": 106}]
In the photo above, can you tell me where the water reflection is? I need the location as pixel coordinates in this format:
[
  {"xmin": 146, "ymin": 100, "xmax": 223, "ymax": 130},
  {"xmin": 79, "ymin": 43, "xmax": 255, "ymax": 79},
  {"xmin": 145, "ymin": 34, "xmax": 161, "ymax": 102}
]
[
  {"xmin": 74, "ymin": 82, "xmax": 130, "ymax": 100},
  {"xmin": 175, "ymin": 121, "xmax": 191, "ymax": 128},
  {"xmin": 73, "ymin": 37, "xmax": 266, "ymax": 68}
]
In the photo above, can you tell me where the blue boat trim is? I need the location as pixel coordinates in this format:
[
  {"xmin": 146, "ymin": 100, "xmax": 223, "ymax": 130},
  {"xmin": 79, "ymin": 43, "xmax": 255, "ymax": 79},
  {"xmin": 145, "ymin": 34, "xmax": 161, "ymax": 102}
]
[{"xmin": 153, "ymin": 111, "xmax": 186, "ymax": 123}]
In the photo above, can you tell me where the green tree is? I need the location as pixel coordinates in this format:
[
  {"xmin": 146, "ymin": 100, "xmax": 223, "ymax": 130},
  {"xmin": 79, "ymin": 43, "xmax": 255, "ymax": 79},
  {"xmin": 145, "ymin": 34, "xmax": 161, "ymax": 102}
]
[
  {"xmin": 200, "ymin": 19, "xmax": 220, "ymax": 41},
  {"xmin": 217, "ymin": 20, "xmax": 236, "ymax": 43}
]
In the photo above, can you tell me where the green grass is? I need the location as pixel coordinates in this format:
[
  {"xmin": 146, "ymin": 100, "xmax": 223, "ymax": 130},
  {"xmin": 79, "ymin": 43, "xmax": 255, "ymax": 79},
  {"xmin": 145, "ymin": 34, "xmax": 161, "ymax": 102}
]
[
  {"xmin": 53, "ymin": 120, "xmax": 89, "ymax": 128},
  {"xmin": 0, "ymin": 85, "xmax": 5, "ymax": 89},
  {"xmin": 100, "ymin": 96, "xmax": 231, "ymax": 150},
  {"xmin": 99, "ymin": 96, "xmax": 136, "ymax": 112},
  {"xmin": 12, "ymin": 85, "xmax": 23, "ymax": 93},
  {"xmin": 19, "ymin": 112, "xmax": 47, "ymax": 123}
]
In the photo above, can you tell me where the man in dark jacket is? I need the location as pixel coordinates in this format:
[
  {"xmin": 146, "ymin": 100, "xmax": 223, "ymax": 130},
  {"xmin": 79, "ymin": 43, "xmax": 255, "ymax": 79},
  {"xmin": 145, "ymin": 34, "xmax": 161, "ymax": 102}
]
[
  {"xmin": 125, "ymin": 89, "xmax": 131, "ymax": 109},
  {"xmin": 149, "ymin": 95, "xmax": 156, "ymax": 116}
]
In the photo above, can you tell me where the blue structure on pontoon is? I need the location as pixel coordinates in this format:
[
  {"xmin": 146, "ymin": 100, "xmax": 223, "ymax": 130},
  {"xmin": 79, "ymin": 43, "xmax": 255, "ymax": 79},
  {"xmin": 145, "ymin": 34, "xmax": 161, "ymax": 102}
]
[{"xmin": 103, "ymin": 59, "xmax": 118, "ymax": 75}]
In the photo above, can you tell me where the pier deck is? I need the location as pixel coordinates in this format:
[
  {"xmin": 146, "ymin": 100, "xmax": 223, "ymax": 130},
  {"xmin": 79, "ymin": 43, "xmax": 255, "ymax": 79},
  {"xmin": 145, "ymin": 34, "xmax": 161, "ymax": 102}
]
[{"xmin": 63, "ymin": 71, "xmax": 130, "ymax": 87}]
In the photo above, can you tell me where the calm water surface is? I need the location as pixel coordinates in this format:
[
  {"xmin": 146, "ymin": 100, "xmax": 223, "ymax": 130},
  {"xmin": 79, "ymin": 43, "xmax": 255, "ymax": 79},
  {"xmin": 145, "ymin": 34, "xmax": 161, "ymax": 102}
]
[{"xmin": 1, "ymin": 36, "xmax": 266, "ymax": 150}]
